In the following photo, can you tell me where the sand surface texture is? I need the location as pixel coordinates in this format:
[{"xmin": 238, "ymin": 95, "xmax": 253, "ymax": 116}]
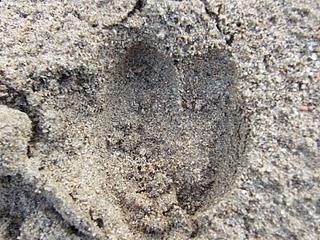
[{"xmin": 0, "ymin": 0, "xmax": 319, "ymax": 239}]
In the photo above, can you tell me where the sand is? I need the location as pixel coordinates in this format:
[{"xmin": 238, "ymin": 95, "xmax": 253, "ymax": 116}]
[{"xmin": 0, "ymin": 0, "xmax": 319, "ymax": 239}]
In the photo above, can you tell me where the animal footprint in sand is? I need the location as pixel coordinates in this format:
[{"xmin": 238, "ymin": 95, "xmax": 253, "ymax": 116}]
[{"xmin": 7, "ymin": 30, "xmax": 248, "ymax": 237}]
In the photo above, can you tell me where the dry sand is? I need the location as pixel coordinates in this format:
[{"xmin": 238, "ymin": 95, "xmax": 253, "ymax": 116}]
[{"xmin": 0, "ymin": 0, "xmax": 319, "ymax": 239}]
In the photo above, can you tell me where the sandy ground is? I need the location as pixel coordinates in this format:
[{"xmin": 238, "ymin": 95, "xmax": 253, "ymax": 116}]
[{"xmin": 0, "ymin": 0, "xmax": 319, "ymax": 239}]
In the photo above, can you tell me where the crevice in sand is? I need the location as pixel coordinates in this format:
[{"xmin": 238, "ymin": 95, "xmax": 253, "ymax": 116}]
[
  {"xmin": 200, "ymin": 0, "xmax": 223, "ymax": 32},
  {"xmin": 102, "ymin": 0, "xmax": 146, "ymax": 29},
  {"xmin": 127, "ymin": 0, "xmax": 146, "ymax": 18},
  {"xmin": 200, "ymin": 0, "xmax": 236, "ymax": 46}
]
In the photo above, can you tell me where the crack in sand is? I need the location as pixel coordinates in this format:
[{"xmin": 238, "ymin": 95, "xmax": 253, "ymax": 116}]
[{"xmin": 200, "ymin": 0, "xmax": 236, "ymax": 46}]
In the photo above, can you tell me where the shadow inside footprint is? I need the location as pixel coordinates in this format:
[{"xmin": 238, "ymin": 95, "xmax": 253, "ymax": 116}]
[{"xmin": 117, "ymin": 41, "xmax": 177, "ymax": 117}]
